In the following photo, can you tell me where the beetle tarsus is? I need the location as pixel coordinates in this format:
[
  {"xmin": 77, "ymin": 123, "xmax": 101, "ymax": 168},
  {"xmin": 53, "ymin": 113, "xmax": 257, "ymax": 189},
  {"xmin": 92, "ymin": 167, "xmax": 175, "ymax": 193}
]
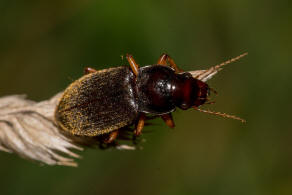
[{"xmin": 161, "ymin": 113, "xmax": 175, "ymax": 128}]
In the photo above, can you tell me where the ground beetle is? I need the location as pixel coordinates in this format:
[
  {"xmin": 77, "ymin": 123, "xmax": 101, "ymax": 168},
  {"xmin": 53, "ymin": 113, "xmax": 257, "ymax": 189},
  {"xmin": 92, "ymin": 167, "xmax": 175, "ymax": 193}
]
[{"xmin": 55, "ymin": 53, "xmax": 247, "ymax": 143}]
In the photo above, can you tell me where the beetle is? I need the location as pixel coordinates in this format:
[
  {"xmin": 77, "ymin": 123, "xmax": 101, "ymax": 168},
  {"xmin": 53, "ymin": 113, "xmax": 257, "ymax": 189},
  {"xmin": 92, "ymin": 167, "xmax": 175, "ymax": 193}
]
[{"xmin": 55, "ymin": 53, "xmax": 247, "ymax": 143}]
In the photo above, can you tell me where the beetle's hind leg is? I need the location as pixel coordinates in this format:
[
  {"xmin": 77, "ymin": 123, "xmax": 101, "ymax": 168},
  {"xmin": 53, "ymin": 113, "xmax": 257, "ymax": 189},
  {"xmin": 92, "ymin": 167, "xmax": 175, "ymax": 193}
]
[
  {"xmin": 157, "ymin": 53, "xmax": 183, "ymax": 73},
  {"xmin": 84, "ymin": 67, "xmax": 97, "ymax": 74},
  {"xmin": 104, "ymin": 130, "xmax": 119, "ymax": 144}
]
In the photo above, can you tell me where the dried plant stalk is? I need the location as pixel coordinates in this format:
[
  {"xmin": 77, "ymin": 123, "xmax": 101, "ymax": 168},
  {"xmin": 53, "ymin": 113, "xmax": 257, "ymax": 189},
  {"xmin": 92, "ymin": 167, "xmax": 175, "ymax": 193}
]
[
  {"xmin": 0, "ymin": 93, "xmax": 136, "ymax": 166},
  {"xmin": 0, "ymin": 93, "xmax": 83, "ymax": 167}
]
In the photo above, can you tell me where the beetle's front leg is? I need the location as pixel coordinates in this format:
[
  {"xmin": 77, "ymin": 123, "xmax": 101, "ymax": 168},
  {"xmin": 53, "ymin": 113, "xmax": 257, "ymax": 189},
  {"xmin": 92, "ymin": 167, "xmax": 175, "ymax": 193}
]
[{"xmin": 157, "ymin": 53, "xmax": 183, "ymax": 73}]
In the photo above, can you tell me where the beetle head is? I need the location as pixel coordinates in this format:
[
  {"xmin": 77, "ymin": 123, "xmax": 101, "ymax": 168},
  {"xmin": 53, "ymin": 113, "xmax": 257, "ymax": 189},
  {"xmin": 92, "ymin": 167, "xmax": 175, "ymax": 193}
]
[{"xmin": 172, "ymin": 72, "xmax": 211, "ymax": 110}]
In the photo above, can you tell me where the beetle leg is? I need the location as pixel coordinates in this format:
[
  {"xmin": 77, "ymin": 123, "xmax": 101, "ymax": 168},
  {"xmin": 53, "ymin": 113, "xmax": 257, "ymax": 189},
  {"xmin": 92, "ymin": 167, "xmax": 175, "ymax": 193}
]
[
  {"xmin": 126, "ymin": 54, "xmax": 139, "ymax": 76},
  {"xmin": 84, "ymin": 67, "xmax": 97, "ymax": 75},
  {"xmin": 134, "ymin": 113, "xmax": 146, "ymax": 136},
  {"xmin": 157, "ymin": 53, "xmax": 183, "ymax": 73},
  {"xmin": 161, "ymin": 113, "xmax": 175, "ymax": 128},
  {"xmin": 104, "ymin": 130, "xmax": 119, "ymax": 144}
]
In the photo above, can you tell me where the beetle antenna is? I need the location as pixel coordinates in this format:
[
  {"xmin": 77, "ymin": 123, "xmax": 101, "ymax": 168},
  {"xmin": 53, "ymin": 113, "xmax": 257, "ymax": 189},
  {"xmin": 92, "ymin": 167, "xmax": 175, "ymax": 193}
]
[
  {"xmin": 212, "ymin": 52, "xmax": 248, "ymax": 71},
  {"xmin": 189, "ymin": 52, "xmax": 248, "ymax": 82},
  {"xmin": 193, "ymin": 107, "xmax": 246, "ymax": 123}
]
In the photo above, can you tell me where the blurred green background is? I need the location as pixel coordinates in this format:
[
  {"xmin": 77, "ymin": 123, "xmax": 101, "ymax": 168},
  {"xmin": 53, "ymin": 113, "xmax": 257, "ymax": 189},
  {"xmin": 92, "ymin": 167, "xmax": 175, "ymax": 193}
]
[{"xmin": 0, "ymin": 0, "xmax": 291, "ymax": 195}]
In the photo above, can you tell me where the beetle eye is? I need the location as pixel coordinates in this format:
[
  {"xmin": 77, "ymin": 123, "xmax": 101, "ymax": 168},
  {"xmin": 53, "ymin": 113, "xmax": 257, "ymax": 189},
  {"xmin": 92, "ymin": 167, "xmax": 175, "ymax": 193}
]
[{"xmin": 180, "ymin": 72, "xmax": 192, "ymax": 78}]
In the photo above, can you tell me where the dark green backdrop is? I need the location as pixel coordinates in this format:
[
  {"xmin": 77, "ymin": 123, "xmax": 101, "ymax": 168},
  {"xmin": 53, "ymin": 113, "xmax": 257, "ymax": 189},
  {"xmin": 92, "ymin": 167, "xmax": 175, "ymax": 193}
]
[{"xmin": 0, "ymin": 1, "xmax": 291, "ymax": 195}]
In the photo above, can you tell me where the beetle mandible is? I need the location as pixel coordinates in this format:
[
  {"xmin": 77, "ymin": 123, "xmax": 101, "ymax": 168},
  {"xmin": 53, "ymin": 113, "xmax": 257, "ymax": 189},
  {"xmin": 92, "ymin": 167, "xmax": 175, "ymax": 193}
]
[{"xmin": 55, "ymin": 53, "xmax": 247, "ymax": 143}]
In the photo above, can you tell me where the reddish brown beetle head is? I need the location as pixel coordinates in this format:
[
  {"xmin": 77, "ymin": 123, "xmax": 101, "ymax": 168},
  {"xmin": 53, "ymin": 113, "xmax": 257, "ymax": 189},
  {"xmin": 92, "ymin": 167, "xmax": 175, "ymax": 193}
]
[
  {"xmin": 192, "ymin": 79, "xmax": 210, "ymax": 107},
  {"xmin": 172, "ymin": 72, "xmax": 210, "ymax": 110}
]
